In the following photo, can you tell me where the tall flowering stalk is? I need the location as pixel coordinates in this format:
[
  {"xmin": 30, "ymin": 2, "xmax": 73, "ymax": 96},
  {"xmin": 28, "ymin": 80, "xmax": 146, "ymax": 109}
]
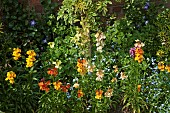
[
  {"xmin": 26, "ymin": 50, "xmax": 36, "ymax": 67},
  {"xmin": 12, "ymin": 48, "xmax": 21, "ymax": 60},
  {"xmin": 77, "ymin": 59, "xmax": 87, "ymax": 76},
  {"xmin": 129, "ymin": 39, "xmax": 144, "ymax": 63}
]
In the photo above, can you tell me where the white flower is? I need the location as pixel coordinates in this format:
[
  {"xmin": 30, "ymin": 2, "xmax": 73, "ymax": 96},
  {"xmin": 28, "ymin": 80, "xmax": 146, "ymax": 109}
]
[
  {"xmin": 120, "ymin": 72, "xmax": 127, "ymax": 80},
  {"xmin": 97, "ymin": 46, "xmax": 103, "ymax": 52}
]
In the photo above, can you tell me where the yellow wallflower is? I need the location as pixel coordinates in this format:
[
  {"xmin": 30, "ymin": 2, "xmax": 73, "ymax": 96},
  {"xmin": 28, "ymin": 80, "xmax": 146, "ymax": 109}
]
[
  {"xmin": 12, "ymin": 48, "xmax": 21, "ymax": 60},
  {"xmin": 135, "ymin": 54, "xmax": 144, "ymax": 63},
  {"xmin": 158, "ymin": 62, "xmax": 165, "ymax": 71},
  {"xmin": 53, "ymin": 81, "xmax": 62, "ymax": 90},
  {"xmin": 26, "ymin": 50, "xmax": 36, "ymax": 68},
  {"xmin": 13, "ymin": 48, "xmax": 21, "ymax": 53},
  {"xmin": 26, "ymin": 61, "xmax": 34, "ymax": 67},
  {"xmin": 165, "ymin": 65, "xmax": 170, "ymax": 72},
  {"xmin": 156, "ymin": 50, "xmax": 164, "ymax": 57},
  {"xmin": 5, "ymin": 71, "xmax": 16, "ymax": 84},
  {"xmin": 26, "ymin": 50, "xmax": 36, "ymax": 57},
  {"xmin": 26, "ymin": 56, "xmax": 36, "ymax": 62}
]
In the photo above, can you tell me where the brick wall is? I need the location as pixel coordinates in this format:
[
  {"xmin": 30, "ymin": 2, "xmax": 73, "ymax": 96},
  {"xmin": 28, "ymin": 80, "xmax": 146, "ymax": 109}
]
[{"xmin": 18, "ymin": 0, "xmax": 170, "ymax": 18}]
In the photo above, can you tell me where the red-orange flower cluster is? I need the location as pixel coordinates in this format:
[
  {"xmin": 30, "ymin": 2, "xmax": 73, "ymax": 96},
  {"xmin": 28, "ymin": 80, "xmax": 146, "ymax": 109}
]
[
  {"xmin": 95, "ymin": 89, "xmax": 103, "ymax": 99},
  {"xmin": 77, "ymin": 89, "xmax": 84, "ymax": 98},
  {"xmin": 61, "ymin": 84, "xmax": 70, "ymax": 92},
  {"xmin": 47, "ymin": 67, "xmax": 58, "ymax": 76},
  {"xmin": 38, "ymin": 80, "xmax": 51, "ymax": 92}
]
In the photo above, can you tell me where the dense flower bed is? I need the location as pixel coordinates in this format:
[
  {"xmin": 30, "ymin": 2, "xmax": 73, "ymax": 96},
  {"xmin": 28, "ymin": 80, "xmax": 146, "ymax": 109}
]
[{"xmin": 0, "ymin": 0, "xmax": 170, "ymax": 113}]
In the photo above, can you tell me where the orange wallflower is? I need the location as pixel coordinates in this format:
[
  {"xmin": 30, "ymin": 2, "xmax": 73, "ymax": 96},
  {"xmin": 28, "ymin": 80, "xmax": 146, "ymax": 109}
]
[
  {"xmin": 135, "ymin": 48, "xmax": 144, "ymax": 63},
  {"xmin": 135, "ymin": 48, "xmax": 144, "ymax": 55},
  {"xmin": 77, "ymin": 59, "xmax": 87, "ymax": 75},
  {"xmin": 95, "ymin": 89, "xmax": 103, "ymax": 99},
  {"xmin": 137, "ymin": 85, "xmax": 141, "ymax": 92},
  {"xmin": 61, "ymin": 84, "xmax": 70, "ymax": 92},
  {"xmin": 53, "ymin": 81, "xmax": 62, "ymax": 90},
  {"xmin": 158, "ymin": 62, "xmax": 165, "ymax": 71},
  {"xmin": 77, "ymin": 89, "xmax": 84, "ymax": 98},
  {"xmin": 47, "ymin": 68, "xmax": 58, "ymax": 76},
  {"xmin": 165, "ymin": 65, "xmax": 170, "ymax": 72},
  {"xmin": 38, "ymin": 80, "xmax": 51, "ymax": 92}
]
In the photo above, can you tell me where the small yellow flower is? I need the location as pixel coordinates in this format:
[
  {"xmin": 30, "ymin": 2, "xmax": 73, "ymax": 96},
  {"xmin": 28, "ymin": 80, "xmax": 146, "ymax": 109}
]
[
  {"xmin": 158, "ymin": 62, "xmax": 165, "ymax": 71},
  {"xmin": 13, "ymin": 56, "xmax": 19, "ymax": 60},
  {"xmin": 26, "ymin": 50, "xmax": 36, "ymax": 57},
  {"xmin": 135, "ymin": 54, "xmax": 144, "ymax": 63},
  {"xmin": 5, "ymin": 71, "xmax": 16, "ymax": 84},
  {"xmin": 53, "ymin": 81, "xmax": 62, "ymax": 90},
  {"xmin": 48, "ymin": 42, "xmax": 55, "ymax": 48},
  {"xmin": 12, "ymin": 48, "xmax": 21, "ymax": 60},
  {"xmin": 26, "ymin": 61, "xmax": 34, "ymax": 67},
  {"xmin": 156, "ymin": 50, "xmax": 164, "ymax": 57},
  {"xmin": 165, "ymin": 65, "xmax": 170, "ymax": 72},
  {"xmin": 13, "ymin": 48, "xmax": 21, "ymax": 53},
  {"xmin": 53, "ymin": 60, "xmax": 62, "ymax": 69},
  {"xmin": 73, "ymin": 82, "xmax": 79, "ymax": 88},
  {"xmin": 9, "ymin": 79, "xmax": 15, "ymax": 84},
  {"xmin": 26, "ymin": 56, "xmax": 36, "ymax": 62}
]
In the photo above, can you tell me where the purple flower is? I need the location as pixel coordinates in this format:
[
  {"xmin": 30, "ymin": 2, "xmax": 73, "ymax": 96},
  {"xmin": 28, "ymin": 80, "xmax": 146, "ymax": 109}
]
[
  {"xmin": 144, "ymin": 2, "xmax": 150, "ymax": 10},
  {"xmin": 144, "ymin": 5, "xmax": 149, "ymax": 10},
  {"xmin": 129, "ymin": 47, "xmax": 136, "ymax": 57},
  {"xmin": 30, "ymin": 20, "xmax": 36, "ymax": 26},
  {"xmin": 146, "ymin": 2, "xmax": 150, "ymax": 7}
]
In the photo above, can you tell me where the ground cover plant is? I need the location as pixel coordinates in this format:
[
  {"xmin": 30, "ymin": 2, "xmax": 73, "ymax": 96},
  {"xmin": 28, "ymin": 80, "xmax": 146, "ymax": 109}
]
[{"xmin": 0, "ymin": 0, "xmax": 169, "ymax": 113}]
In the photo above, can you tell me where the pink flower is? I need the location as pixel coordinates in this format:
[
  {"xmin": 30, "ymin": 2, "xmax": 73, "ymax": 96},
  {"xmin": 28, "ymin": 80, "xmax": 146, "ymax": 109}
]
[{"xmin": 129, "ymin": 47, "xmax": 136, "ymax": 58}]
